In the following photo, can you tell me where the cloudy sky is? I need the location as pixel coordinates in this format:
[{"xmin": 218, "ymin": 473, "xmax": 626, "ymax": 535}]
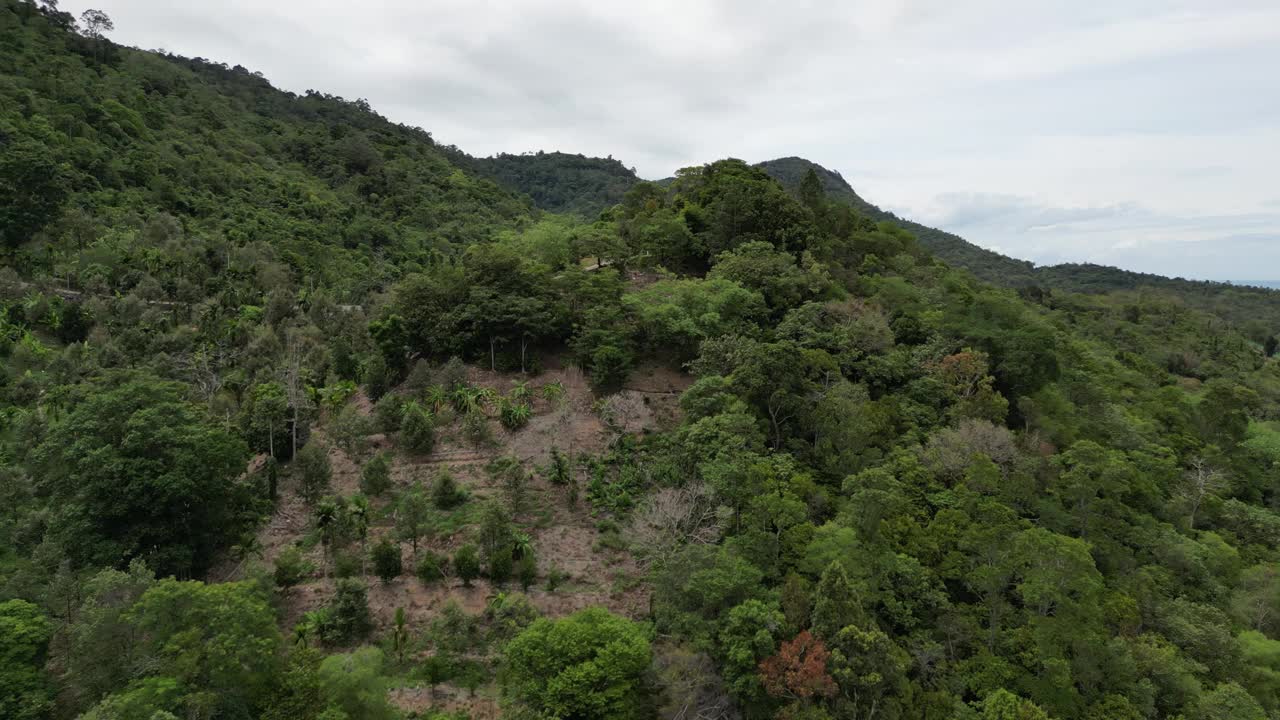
[{"xmin": 66, "ymin": 0, "xmax": 1280, "ymax": 280}]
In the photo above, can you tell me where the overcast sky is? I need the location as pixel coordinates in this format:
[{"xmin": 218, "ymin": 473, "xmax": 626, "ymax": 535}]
[{"xmin": 66, "ymin": 0, "xmax": 1280, "ymax": 281}]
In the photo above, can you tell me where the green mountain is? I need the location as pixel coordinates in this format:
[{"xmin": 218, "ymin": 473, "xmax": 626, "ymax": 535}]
[
  {"xmin": 759, "ymin": 157, "xmax": 1280, "ymax": 339},
  {"xmin": 0, "ymin": 0, "xmax": 534, "ymax": 300},
  {"xmin": 443, "ymin": 149, "xmax": 639, "ymax": 216},
  {"xmin": 757, "ymin": 157, "xmax": 1041, "ymax": 285},
  {"xmin": 6, "ymin": 4, "xmax": 1280, "ymax": 720}
]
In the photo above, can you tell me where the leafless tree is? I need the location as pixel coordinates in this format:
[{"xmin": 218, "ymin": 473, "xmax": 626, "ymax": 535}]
[
  {"xmin": 652, "ymin": 643, "xmax": 740, "ymax": 720},
  {"xmin": 627, "ymin": 484, "xmax": 724, "ymax": 569},
  {"xmin": 921, "ymin": 418, "xmax": 1019, "ymax": 481},
  {"xmin": 1182, "ymin": 457, "xmax": 1228, "ymax": 530}
]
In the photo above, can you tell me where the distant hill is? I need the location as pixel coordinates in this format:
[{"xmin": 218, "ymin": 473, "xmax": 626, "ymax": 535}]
[
  {"xmin": 757, "ymin": 157, "xmax": 1040, "ymax": 286},
  {"xmin": 443, "ymin": 150, "xmax": 639, "ymax": 217},
  {"xmin": 758, "ymin": 157, "xmax": 1280, "ymax": 338}
]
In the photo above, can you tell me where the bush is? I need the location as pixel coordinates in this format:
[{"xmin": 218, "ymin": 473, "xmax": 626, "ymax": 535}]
[
  {"xmin": 360, "ymin": 452, "xmax": 393, "ymax": 497},
  {"xmin": 486, "ymin": 547, "xmax": 513, "ymax": 586},
  {"xmin": 400, "ymin": 401, "xmax": 435, "ymax": 454},
  {"xmin": 545, "ymin": 566, "xmax": 567, "ymax": 592},
  {"xmin": 416, "ymin": 550, "xmax": 450, "ymax": 585},
  {"xmin": 330, "ymin": 404, "xmax": 372, "ymax": 459},
  {"xmin": 499, "ymin": 398, "xmax": 533, "ymax": 430},
  {"xmin": 372, "ymin": 394, "xmax": 405, "ymax": 433},
  {"xmin": 517, "ymin": 554, "xmax": 538, "ymax": 591},
  {"xmin": 432, "ymin": 471, "xmax": 467, "ymax": 509},
  {"xmin": 590, "ymin": 344, "xmax": 633, "ymax": 389},
  {"xmin": 462, "ymin": 410, "xmax": 494, "ymax": 447},
  {"xmin": 371, "ymin": 538, "xmax": 403, "ymax": 583},
  {"xmin": 333, "ymin": 551, "xmax": 361, "ymax": 579},
  {"xmin": 454, "ymin": 545, "xmax": 481, "ymax": 587},
  {"xmin": 435, "ymin": 357, "xmax": 468, "ymax": 390},
  {"xmin": 296, "ymin": 443, "xmax": 332, "ymax": 503},
  {"xmin": 321, "ymin": 579, "xmax": 373, "ymax": 645},
  {"xmin": 274, "ymin": 546, "xmax": 311, "ymax": 590},
  {"xmin": 546, "ymin": 446, "xmax": 571, "ymax": 485}
]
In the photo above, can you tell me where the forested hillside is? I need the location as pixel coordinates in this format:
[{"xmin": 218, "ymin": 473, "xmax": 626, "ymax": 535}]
[
  {"xmin": 760, "ymin": 158, "xmax": 1280, "ymax": 340},
  {"xmin": 443, "ymin": 150, "xmax": 639, "ymax": 217},
  {"xmin": 5, "ymin": 3, "xmax": 1280, "ymax": 720}
]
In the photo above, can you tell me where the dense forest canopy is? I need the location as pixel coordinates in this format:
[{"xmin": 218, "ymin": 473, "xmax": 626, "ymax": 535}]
[{"xmin": 4, "ymin": 2, "xmax": 1280, "ymax": 720}]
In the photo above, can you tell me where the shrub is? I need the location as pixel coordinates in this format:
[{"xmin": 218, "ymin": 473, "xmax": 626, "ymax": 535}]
[
  {"xmin": 372, "ymin": 394, "xmax": 405, "ymax": 433},
  {"xmin": 462, "ymin": 410, "xmax": 493, "ymax": 447},
  {"xmin": 274, "ymin": 546, "xmax": 311, "ymax": 590},
  {"xmin": 320, "ymin": 579, "xmax": 372, "ymax": 645},
  {"xmin": 486, "ymin": 547, "xmax": 513, "ymax": 586},
  {"xmin": 454, "ymin": 545, "xmax": 481, "ymax": 587},
  {"xmin": 371, "ymin": 537, "xmax": 403, "ymax": 584},
  {"xmin": 400, "ymin": 401, "xmax": 435, "ymax": 454},
  {"xmin": 517, "ymin": 554, "xmax": 538, "ymax": 591},
  {"xmin": 546, "ymin": 446, "xmax": 571, "ymax": 485},
  {"xmin": 416, "ymin": 550, "xmax": 450, "ymax": 585},
  {"xmin": 432, "ymin": 471, "xmax": 467, "ymax": 509},
  {"xmin": 499, "ymin": 398, "xmax": 533, "ymax": 431},
  {"xmin": 296, "ymin": 442, "xmax": 332, "ymax": 503},
  {"xmin": 333, "ymin": 551, "xmax": 361, "ymax": 579},
  {"xmin": 545, "ymin": 566, "xmax": 567, "ymax": 592},
  {"xmin": 360, "ymin": 452, "xmax": 392, "ymax": 497}
]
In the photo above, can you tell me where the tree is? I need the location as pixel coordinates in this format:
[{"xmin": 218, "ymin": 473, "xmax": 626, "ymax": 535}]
[
  {"xmin": 274, "ymin": 546, "xmax": 311, "ymax": 592},
  {"xmin": 32, "ymin": 374, "xmax": 251, "ymax": 576},
  {"xmin": 416, "ymin": 551, "xmax": 449, "ymax": 585},
  {"xmin": 360, "ymin": 452, "xmax": 392, "ymax": 497},
  {"xmin": 719, "ymin": 599, "xmax": 786, "ymax": 703},
  {"xmin": 502, "ymin": 607, "xmax": 653, "ymax": 720},
  {"xmin": 759, "ymin": 630, "xmax": 837, "ymax": 702},
  {"xmin": 317, "ymin": 647, "xmax": 397, "ymax": 720},
  {"xmin": 296, "ymin": 442, "xmax": 333, "ymax": 503},
  {"xmin": 827, "ymin": 624, "xmax": 909, "ymax": 719},
  {"xmin": 811, "ymin": 561, "xmax": 864, "ymax": 640},
  {"xmin": 246, "ymin": 382, "xmax": 289, "ymax": 460},
  {"xmin": 431, "ymin": 469, "xmax": 467, "ymax": 509},
  {"xmin": 978, "ymin": 689, "xmax": 1051, "ymax": 720},
  {"xmin": 79, "ymin": 8, "xmax": 114, "ymax": 38},
  {"xmin": 0, "ymin": 140, "xmax": 68, "ymax": 247},
  {"xmin": 1195, "ymin": 682, "xmax": 1266, "ymax": 720},
  {"xmin": 125, "ymin": 580, "xmax": 281, "ymax": 712},
  {"xmin": 489, "ymin": 455, "xmax": 529, "ymax": 517},
  {"xmin": 400, "ymin": 401, "xmax": 435, "ymax": 454},
  {"xmin": 322, "ymin": 580, "xmax": 373, "ymax": 645},
  {"xmin": 79, "ymin": 8, "xmax": 114, "ymax": 64},
  {"xmin": 1182, "ymin": 455, "xmax": 1229, "ymax": 530},
  {"xmin": 454, "ymin": 545, "xmax": 481, "ymax": 587},
  {"xmin": 371, "ymin": 537, "xmax": 402, "ymax": 583},
  {"xmin": 0, "ymin": 600, "xmax": 54, "ymax": 720},
  {"xmin": 395, "ymin": 481, "xmax": 431, "ymax": 561}
]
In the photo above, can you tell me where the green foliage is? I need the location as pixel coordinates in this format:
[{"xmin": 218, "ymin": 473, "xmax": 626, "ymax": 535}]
[
  {"xmin": 400, "ymin": 400, "xmax": 436, "ymax": 454},
  {"xmin": 371, "ymin": 537, "xmax": 402, "ymax": 583},
  {"xmin": 0, "ymin": 600, "xmax": 54, "ymax": 720},
  {"xmin": 274, "ymin": 546, "xmax": 312, "ymax": 591},
  {"xmin": 319, "ymin": 579, "xmax": 373, "ymax": 645},
  {"xmin": 317, "ymin": 647, "xmax": 397, "ymax": 720},
  {"xmin": 31, "ymin": 373, "xmax": 251, "ymax": 576},
  {"xmin": 359, "ymin": 451, "xmax": 392, "ymax": 497},
  {"xmin": 296, "ymin": 442, "xmax": 333, "ymax": 504},
  {"xmin": 502, "ymin": 607, "xmax": 654, "ymax": 720},
  {"xmin": 415, "ymin": 550, "xmax": 449, "ymax": 585},
  {"xmin": 431, "ymin": 470, "xmax": 467, "ymax": 509},
  {"xmin": 454, "ymin": 545, "xmax": 481, "ymax": 587}
]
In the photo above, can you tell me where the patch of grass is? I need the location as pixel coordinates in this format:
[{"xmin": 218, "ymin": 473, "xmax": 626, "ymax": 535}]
[{"xmin": 427, "ymin": 502, "xmax": 483, "ymax": 537}]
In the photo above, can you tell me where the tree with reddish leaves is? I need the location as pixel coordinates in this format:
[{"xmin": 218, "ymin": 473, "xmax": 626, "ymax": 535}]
[{"xmin": 759, "ymin": 630, "xmax": 837, "ymax": 702}]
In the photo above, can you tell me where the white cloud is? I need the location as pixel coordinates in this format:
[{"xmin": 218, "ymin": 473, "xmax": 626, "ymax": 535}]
[{"xmin": 62, "ymin": 0, "xmax": 1280, "ymax": 280}]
